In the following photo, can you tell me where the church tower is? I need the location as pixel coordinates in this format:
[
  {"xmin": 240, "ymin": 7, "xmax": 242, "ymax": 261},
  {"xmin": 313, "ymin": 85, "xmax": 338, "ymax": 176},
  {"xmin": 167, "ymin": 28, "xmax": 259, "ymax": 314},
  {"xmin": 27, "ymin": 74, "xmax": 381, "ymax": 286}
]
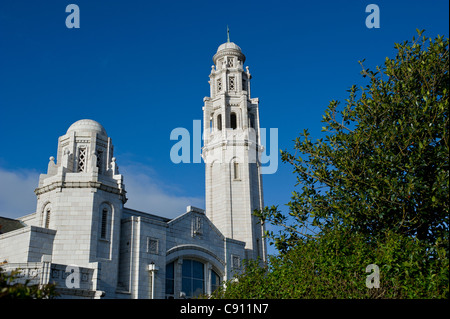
[
  {"xmin": 202, "ymin": 33, "xmax": 266, "ymax": 261},
  {"xmin": 34, "ymin": 119, "xmax": 126, "ymax": 295}
]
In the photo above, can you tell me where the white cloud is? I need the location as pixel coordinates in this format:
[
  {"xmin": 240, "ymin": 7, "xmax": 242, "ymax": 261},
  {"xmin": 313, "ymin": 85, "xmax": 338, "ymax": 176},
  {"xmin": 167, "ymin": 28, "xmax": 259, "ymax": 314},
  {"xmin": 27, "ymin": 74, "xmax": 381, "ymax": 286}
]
[
  {"xmin": 0, "ymin": 167, "xmax": 39, "ymax": 218},
  {"xmin": 0, "ymin": 164, "xmax": 204, "ymax": 221}
]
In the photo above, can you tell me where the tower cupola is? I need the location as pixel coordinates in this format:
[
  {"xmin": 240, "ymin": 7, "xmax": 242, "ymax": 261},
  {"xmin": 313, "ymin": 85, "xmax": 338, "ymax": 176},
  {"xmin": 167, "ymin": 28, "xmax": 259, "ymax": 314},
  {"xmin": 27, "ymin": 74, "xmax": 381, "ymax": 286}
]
[{"xmin": 213, "ymin": 41, "xmax": 246, "ymax": 67}]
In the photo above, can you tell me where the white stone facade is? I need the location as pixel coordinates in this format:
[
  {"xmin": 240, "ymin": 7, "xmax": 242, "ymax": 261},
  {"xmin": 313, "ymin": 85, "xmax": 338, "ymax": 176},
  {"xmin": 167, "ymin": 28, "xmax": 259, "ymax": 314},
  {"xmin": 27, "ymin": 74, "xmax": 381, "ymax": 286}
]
[
  {"xmin": 0, "ymin": 40, "xmax": 265, "ymax": 299},
  {"xmin": 203, "ymin": 41, "xmax": 266, "ymax": 261}
]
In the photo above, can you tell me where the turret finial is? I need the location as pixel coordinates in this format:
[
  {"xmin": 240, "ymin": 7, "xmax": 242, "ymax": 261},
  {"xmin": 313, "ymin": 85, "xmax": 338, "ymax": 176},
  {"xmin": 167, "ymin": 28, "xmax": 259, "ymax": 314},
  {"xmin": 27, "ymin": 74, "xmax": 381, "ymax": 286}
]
[{"xmin": 227, "ymin": 25, "xmax": 230, "ymax": 43}]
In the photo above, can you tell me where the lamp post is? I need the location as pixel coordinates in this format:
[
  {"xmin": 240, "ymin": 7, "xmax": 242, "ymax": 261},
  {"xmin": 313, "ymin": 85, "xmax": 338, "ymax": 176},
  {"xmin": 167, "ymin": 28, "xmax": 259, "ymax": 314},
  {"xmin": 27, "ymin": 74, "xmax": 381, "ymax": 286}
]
[{"xmin": 148, "ymin": 262, "xmax": 159, "ymax": 299}]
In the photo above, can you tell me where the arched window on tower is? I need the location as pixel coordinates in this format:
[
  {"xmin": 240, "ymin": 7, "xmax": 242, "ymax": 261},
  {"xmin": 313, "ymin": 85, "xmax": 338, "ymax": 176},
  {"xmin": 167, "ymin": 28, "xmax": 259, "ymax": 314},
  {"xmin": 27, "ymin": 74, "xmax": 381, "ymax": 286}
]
[
  {"xmin": 230, "ymin": 113, "xmax": 237, "ymax": 130},
  {"xmin": 217, "ymin": 114, "xmax": 222, "ymax": 131},
  {"xmin": 42, "ymin": 203, "xmax": 51, "ymax": 229},
  {"xmin": 100, "ymin": 207, "xmax": 108, "ymax": 239},
  {"xmin": 97, "ymin": 204, "xmax": 113, "ymax": 259},
  {"xmin": 44, "ymin": 208, "xmax": 51, "ymax": 229},
  {"xmin": 233, "ymin": 162, "xmax": 240, "ymax": 180}
]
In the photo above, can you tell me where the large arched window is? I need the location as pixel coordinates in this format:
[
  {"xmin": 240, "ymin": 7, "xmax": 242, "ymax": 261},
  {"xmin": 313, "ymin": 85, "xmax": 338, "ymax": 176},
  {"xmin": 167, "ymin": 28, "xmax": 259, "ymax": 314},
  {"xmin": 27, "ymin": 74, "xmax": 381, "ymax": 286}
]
[
  {"xmin": 182, "ymin": 259, "xmax": 204, "ymax": 298},
  {"xmin": 164, "ymin": 256, "xmax": 223, "ymax": 299}
]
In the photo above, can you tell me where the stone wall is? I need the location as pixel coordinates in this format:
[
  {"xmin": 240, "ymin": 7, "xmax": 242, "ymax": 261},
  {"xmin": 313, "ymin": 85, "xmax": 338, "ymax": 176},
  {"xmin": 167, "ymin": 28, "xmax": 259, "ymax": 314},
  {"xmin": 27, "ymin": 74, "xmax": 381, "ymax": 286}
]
[{"xmin": 0, "ymin": 225, "xmax": 56, "ymax": 263}]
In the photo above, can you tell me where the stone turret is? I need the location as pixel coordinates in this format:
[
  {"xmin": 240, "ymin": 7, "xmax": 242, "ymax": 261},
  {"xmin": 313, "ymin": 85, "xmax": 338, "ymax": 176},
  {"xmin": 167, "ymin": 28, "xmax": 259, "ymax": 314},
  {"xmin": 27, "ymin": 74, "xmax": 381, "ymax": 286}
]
[{"xmin": 33, "ymin": 119, "xmax": 125, "ymax": 296}]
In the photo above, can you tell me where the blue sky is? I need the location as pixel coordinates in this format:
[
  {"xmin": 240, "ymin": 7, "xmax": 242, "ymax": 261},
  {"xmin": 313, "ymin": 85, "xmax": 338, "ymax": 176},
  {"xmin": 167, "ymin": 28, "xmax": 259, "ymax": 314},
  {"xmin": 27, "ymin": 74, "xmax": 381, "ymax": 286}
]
[{"xmin": 0, "ymin": 0, "xmax": 448, "ymax": 255}]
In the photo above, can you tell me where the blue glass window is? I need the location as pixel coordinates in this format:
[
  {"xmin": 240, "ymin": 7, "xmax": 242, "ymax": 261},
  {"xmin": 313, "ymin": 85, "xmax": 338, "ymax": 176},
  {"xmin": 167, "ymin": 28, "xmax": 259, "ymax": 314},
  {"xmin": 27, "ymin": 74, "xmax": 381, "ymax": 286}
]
[
  {"xmin": 211, "ymin": 269, "xmax": 221, "ymax": 293},
  {"xmin": 165, "ymin": 262, "xmax": 174, "ymax": 296},
  {"xmin": 182, "ymin": 259, "xmax": 204, "ymax": 298}
]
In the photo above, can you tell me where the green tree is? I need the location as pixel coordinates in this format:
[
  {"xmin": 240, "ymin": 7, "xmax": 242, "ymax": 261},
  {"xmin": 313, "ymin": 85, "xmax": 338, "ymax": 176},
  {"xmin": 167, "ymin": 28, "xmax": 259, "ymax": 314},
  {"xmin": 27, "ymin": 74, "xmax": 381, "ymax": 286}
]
[
  {"xmin": 212, "ymin": 227, "xmax": 448, "ymax": 298},
  {"xmin": 259, "ymin": 30, "xmax": 448, "ymax": 249},
  {"xmin": 214, "ymin": 31, "xmax": 449, "ymax": 299}
]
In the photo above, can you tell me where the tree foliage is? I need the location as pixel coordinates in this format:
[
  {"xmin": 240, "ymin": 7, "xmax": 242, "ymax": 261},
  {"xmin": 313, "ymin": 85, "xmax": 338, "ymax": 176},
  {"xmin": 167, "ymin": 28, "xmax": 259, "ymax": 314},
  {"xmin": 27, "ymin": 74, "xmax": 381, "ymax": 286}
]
[
  {"xmin": 0, "ymin": 267, "xmax": 58, "ymax": 299},
  {"xmin": 212, "ymin": 227, "xmax": 448, "ymax": 299},
  {"xmin": 216, "ymin": 31, "xmax": 449, "ymax": 299},
  {"xmin": 258, "ymin": 30, "xmax": 448, "ymax": 249}
]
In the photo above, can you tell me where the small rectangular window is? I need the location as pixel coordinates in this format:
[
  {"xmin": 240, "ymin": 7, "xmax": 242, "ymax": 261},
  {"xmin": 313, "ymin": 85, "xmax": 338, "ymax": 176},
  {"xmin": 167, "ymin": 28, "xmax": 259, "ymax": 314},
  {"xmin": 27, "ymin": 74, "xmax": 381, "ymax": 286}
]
[
  {"xmin": 96, "ymin": 149, "xmax": 103, "ymax": 174},
  {"xmin": 77, "ymin": 148, "xmax": 86, "ymax": 172},
  {"xmin": 231, "ymin": 255, "xmax": 240, "ymax": 269},
  {"xmin": 217, "ymin": 114, "xmax": 222, "ymax": 131},
  {"xmin": 230, "ymin": 113, "xmax": 237, "ymax": 129},
  {"xmin": 217, "ymin": 79, "xmax": 222, "ymax": 92},
  {"xmin": 229, "ymin": 76, "xmax": 235, "ymax": 90},
  {"xmin": 147, "ymin": 238, "xmax": 159, "ymax": 254},
  {"xmin": 165, "ymin": 262, "xmax": 175, "ymax": 296}
]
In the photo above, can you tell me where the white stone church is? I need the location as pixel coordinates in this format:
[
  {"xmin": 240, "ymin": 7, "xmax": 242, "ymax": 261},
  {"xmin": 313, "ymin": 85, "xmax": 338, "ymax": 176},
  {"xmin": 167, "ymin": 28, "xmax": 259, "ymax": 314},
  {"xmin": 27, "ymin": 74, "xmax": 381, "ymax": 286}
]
[{"xmin": 0, "ymin": 38, "xmax": 267, "ymax": 299}]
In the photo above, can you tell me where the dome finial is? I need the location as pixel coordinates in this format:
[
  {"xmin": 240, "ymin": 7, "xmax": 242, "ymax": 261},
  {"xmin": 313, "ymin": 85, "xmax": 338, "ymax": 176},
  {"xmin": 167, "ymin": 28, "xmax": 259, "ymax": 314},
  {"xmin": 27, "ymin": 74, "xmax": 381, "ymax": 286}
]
[{"xmin": 227, "ymin": 25, "xmax": 230, "ymax": 43}]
